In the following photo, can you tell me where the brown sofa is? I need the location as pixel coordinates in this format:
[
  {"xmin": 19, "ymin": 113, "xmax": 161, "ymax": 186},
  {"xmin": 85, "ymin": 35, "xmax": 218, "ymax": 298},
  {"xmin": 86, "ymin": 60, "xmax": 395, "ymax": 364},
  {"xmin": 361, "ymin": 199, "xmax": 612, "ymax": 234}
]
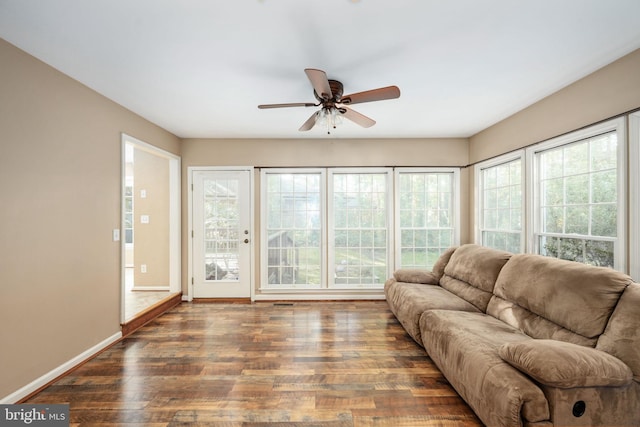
[{"xmin": 385, "ymin": 244, "xmax": 640, "ymax": 427}]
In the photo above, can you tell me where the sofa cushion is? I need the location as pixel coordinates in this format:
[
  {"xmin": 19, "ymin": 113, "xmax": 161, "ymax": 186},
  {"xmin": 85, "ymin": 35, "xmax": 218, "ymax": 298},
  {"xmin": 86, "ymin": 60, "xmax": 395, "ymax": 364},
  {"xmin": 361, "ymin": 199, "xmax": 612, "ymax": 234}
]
[
  {"xmin": 384, "ymin": 280, "xmax": 479, "ymax": 345},
  {"xmin": 491, "ymin": 254, "xmax": 631, "ymax": 340},
  {"xmin": 419, "ymin": 310, "xmax": 549, "ymax": 426},
  {"xmin": 392, "ymin": 246, "xmax": 458, "ymax": 285},
  {"xmin": 500, "ymin": 339, "xmax": 632, "ymax": 388},
  {"xmin": 487, "ymin": 295, "xmax": 597, "ymax": 347},
  {"xmin": 440, "ymin": 244, "xmax": 511, "ymax": 311},
  {"xmin": 597, "ymin": 283, "xmax": 640, "ymax": 381},
  {"xmin": 393, "ymin": 269, "xmax": 439, "ymax": 285}
]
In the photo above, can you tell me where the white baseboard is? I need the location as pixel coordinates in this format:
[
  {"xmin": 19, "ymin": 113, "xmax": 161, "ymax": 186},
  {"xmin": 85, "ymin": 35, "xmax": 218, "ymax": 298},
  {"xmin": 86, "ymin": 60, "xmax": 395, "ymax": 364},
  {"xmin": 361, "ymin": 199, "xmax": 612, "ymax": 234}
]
[
  {"xmin": 130, "ymin": 286, "xmax": 170, "ymax": 291},
  {"xmin": 1, "ymin": 331, "xmax": 122, "ymax": 404},
  {"xmin": 253, "ymin": 292, "xmax": 386, "ymax": 301}
]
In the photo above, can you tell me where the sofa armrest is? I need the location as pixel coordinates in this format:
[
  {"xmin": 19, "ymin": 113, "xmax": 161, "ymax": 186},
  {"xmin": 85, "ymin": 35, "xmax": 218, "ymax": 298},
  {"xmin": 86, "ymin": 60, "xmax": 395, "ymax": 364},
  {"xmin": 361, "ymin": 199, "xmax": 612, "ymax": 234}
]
[
  {"xmin": 393, "ymin": 269, "xmax": 439, "ymax": 285},
  {"xmin": 499, "ymin": 339, "xmax": 632, "ymax": 388}
]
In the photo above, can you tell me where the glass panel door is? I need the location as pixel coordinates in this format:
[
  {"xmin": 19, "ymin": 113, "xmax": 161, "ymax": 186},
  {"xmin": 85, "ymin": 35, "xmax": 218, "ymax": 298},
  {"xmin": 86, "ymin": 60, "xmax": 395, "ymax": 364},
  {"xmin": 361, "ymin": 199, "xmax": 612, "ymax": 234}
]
[{"xmin": 192, "ymin": 170, "xmax": 251, "ymax": 298}]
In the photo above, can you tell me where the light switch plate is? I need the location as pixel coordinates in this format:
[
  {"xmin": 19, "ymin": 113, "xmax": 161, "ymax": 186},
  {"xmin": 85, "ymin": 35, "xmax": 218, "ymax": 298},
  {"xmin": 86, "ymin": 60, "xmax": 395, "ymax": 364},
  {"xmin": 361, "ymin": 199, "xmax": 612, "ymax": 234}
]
[
  {"xmin": 112, "ymin": 229, "xmax": 120, "ymax": 241},
  {"xmin": 140, "ymin": 215, "xmax": 149, "ymax": 224}
]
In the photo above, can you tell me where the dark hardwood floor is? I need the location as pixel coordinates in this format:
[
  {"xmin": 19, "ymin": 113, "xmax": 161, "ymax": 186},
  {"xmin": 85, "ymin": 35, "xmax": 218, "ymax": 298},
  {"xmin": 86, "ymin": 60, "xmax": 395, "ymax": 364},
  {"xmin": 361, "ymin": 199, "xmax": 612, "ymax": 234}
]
[{"xmin": 26, "ymin": 301, "xmax": 482, "ymax": 426}]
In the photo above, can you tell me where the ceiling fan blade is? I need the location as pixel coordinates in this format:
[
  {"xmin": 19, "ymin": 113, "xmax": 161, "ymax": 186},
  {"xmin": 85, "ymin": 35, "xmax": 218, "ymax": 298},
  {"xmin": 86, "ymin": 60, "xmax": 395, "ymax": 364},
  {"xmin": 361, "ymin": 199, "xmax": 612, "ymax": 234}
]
[
  {"xmin": 299, "ymin": 111, "xmax": 320, "ymax": 131},
  {"xmin": 340, "ymin": 85, "xmax": 400, "ymax": 105},
  {"xmin": 258, "ymin": 102, "xmax": 316, "ymax": 109},
  {"xmin": 304, "ymin": 68, "xmax": 332, "ymax": 100},
  {"xmin": 339, "ymin": 106, "xmax": 376, "ymax": 128}
]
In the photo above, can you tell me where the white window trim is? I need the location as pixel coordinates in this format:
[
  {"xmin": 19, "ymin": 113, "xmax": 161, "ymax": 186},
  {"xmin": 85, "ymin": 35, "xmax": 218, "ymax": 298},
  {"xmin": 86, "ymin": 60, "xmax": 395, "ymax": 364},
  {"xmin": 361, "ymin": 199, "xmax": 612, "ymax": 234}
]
[
  {"xmin": 629, "ymin": 112, "xmax": 640, "ymax": 280},
  {"xmin": 328, "ymin": 167, "xmax": 394, "ymax": 289},
  {"xmin": 394, "ymin": 167, "xmax": 461, "ymax": 270},
  {"xmin": 259, "ymin": 168, "xmax": 327, "ymax": 292},
  {"xmin": 474, "ymin": 151, "xmax": 525, "ymax": 252},
  {"xmin": 526, "ymin": 117, "xmax": 627, "ymax": 272}
]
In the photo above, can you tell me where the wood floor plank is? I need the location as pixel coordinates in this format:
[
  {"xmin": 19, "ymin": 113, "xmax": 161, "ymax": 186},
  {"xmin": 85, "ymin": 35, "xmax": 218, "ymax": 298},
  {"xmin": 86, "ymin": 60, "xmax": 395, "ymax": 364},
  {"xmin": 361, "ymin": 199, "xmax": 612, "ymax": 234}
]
[{"xmin": 24, "ymin": 301, "xmax": 482, "ymax": 426}]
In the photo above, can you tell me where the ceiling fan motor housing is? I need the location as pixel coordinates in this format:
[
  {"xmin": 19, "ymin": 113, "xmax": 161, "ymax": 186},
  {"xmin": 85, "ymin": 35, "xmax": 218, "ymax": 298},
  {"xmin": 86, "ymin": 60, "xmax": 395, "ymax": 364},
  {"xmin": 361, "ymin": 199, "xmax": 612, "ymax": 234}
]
[{"xmin": 314, "ymin": 79, "xmax": 344, "ymax": 103}]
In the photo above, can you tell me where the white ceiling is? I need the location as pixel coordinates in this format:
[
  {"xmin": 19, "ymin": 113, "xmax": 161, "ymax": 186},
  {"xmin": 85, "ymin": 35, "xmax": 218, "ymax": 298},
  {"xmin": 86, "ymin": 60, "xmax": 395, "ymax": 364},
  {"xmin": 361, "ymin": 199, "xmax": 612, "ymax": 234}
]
[{"xmin": 2, "ymin": 0, "xmax": 640, "ymax": 139}]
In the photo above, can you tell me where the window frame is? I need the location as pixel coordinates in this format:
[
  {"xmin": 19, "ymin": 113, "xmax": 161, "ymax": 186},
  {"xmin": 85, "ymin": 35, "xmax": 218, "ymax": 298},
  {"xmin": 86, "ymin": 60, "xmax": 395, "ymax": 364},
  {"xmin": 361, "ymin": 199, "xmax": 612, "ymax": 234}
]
[
  {"xmin": 394, "ymin": 167, "xmax": 461, "ymax": 270},
  {"xmin": 475, "ymin": 152, "xmax": 525, "ymax": 253},
  {"xmin": 259, "ymin": 166, "xmax": 462, "ymax": 295},
  {"xmin": 327, "ymin": 167, "xmax": 394, "ymax": 289},
  {"xmin": 260, "ymin": 168, "xmax": 327, "ymax": 291},
  {"xmin": 629, "ymin": 112, "xmax": 640, "ymax": 280},
  {"xmin": 526, "ymin": 117, "xmax": 627, "ymax": 271}
]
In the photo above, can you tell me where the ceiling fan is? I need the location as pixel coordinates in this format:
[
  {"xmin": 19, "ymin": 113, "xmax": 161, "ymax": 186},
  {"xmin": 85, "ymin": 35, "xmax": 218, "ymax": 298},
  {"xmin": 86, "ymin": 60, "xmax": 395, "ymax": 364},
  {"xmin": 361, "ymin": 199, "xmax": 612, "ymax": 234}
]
[{"xmin": 258, "ymin": 68, "xmax": 400, "ymax": 134}]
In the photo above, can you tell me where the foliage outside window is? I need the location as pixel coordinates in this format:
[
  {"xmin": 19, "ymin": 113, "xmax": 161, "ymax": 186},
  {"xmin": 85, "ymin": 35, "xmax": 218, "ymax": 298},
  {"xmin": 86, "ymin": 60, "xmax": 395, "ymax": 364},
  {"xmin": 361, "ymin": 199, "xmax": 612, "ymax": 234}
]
[{"xmin": 535, "ymin": 131, "xmax": 619, "ymax": 267}]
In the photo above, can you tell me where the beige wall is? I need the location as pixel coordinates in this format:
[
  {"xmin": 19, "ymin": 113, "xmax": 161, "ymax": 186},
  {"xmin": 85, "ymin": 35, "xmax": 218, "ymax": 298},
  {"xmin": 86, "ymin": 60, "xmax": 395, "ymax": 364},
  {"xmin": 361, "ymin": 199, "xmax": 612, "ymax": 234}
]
[
  {"xmin": 470, "ymin": 48, "xmax": 640, "ymax": 164},
  {"xmin": 132, "ymin": 149, "xmax": 170, "ymax": 288},
  {"xmin": 180, "ymin": 137, "xmax": 471, "ymax": 294},
  {"xmin": 0, "ymin": 38, "xmax": 180, "ymax": 399},
  {"xmin": 468, "ymin": 48, "xmax": 640, "ymax": 243}
]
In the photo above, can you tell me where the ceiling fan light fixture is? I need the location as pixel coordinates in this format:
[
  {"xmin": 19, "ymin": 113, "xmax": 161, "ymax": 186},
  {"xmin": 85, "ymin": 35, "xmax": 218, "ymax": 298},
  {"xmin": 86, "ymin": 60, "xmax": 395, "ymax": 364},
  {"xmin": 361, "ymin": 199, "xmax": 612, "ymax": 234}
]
[{"xmin": 318, "ymin": 107, "xmax": 343, "ymax": 134}]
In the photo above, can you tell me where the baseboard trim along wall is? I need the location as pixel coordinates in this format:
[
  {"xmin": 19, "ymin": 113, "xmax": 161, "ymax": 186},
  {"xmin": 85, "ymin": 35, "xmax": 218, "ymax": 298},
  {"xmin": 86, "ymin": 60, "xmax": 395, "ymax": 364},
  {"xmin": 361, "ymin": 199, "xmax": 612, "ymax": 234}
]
[
  {"xmin": 1, "ymin": 331, "xmax": 122, "ymax": 404},
  {"xmin": 131, "ymin": 286, "xmax": 171, "ymax": 291}
]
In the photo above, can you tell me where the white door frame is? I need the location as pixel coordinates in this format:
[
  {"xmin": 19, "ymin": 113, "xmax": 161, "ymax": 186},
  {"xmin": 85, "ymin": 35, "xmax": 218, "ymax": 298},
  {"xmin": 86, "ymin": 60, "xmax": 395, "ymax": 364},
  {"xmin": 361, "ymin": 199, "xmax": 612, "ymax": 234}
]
[
  {"xmin": 187, "ymin": 166, "xmax": 255, "ymax": 301},
  {"xmin": 120, "ymin": 134, "xmax": 181, "ymax": 323}
]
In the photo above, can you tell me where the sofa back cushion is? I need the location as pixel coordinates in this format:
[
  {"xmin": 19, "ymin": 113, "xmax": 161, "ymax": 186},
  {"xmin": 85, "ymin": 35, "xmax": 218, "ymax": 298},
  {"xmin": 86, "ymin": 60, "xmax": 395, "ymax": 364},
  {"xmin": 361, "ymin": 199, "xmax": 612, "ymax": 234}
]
[
  {"xmin": 431, "ymin": 246, "xmax": 457, "ymax": 280},
  {"xmin": 440, "ymin": 244, "xmax": 512, "ymax": 312},
  {"xmin": 489, "ymin": 254, "xmax": 632, "ymax": 345}
]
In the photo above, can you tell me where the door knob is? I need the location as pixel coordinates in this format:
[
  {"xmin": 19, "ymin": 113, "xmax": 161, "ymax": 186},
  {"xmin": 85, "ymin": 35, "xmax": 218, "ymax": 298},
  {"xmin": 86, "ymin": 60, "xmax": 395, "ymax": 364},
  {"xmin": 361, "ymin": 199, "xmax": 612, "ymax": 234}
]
[{"xmin": 244, "ymin": 239, "xmax": 249, "ymax": 243}]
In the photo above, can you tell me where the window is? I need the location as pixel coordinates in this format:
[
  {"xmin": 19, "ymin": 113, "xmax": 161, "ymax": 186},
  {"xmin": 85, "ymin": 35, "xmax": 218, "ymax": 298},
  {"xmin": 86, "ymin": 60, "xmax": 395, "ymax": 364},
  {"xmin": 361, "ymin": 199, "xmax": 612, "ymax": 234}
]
[
  {"xmin": 476, "ymin": 154, "xmax": 524, "ymax": 253},
  {"xmin": 529, "ymin": 118, "xmax": 626, "ymax": 270},
  {"xmin": 396, "ymin": 169, "xmax": 459, "ymax": 269},
  {"xmin": 263, "ymin": 170, "xmax": 324, "ymax": 289},
  {"xmin": 261, "ymin": 167, "xmax": 460, "ymax": 293},
  {"xmin": 330, "ymin": 169, "xmax": 391, "ymax": 288}
]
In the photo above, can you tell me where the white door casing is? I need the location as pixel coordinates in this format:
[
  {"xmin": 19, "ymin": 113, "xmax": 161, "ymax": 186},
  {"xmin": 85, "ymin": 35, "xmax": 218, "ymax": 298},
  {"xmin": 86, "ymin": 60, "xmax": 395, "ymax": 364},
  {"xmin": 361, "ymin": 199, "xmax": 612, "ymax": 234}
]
[{"xmin": 190, "ymin": 168, "xmax": 253, "ymax": 299}]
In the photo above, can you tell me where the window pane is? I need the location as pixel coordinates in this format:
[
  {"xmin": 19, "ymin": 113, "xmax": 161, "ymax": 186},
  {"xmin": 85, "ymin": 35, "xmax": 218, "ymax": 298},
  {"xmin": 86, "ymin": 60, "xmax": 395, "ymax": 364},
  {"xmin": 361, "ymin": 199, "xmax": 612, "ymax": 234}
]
[
  {"xmin": 542, "ymin": 206, "xmax": 564, "ymax": 233},
  {"xmin": 265, "ymin": 173, "xmax": 322, "ymax": 289},
  {"xmin": 565, "ymin": 205, "xmax": 588, "ymax": 234},
  {"xmin": 591, "ymin": 204, "xmax": 617, "ymax": 237},
  {"xmin": 565, "ymin": 175, "xmax": 589, "ymax": 205},
  {"xmin": 592, "ymin": 170, "xmax": 616, "ymax": 203},
  {"xmin": 540, "ymin": 149, "xmax": 563, "ymax": 179},
  {"xmin": 591, "ymin": 134, "xmax": 617, "ymax": 171},
  {"xmin": 536, "ymin": 130, "xmax": 619, "ymax": 266},
  {"xmin": 333, "ymin": 173, "xmax": 388, "ymax": 288},
  {"xmin": 479, "ymin": 157, "xmax": 522, "ymax": 252},
  {"xmin": 541, "ymin": 178, "xmax": 563, "ymax": 206},
  {"xmin": 398, "ymin": 171, "xmax": 454, "ymax": 269},
  {"xmin": 539, "ymin": 236, "xmax": 614, "ymax": 268},
  {"xmin": 564, "ymin": 142, "xmax": 589, "ymax": 176}
]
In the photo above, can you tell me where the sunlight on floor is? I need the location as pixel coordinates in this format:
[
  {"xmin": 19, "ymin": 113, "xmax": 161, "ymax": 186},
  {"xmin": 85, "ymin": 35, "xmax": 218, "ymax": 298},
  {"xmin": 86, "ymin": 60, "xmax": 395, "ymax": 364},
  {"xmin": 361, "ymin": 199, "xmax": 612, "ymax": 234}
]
[{"xmin": 124, "ymin": 267, "xmax": 172, "ymax": 321}]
